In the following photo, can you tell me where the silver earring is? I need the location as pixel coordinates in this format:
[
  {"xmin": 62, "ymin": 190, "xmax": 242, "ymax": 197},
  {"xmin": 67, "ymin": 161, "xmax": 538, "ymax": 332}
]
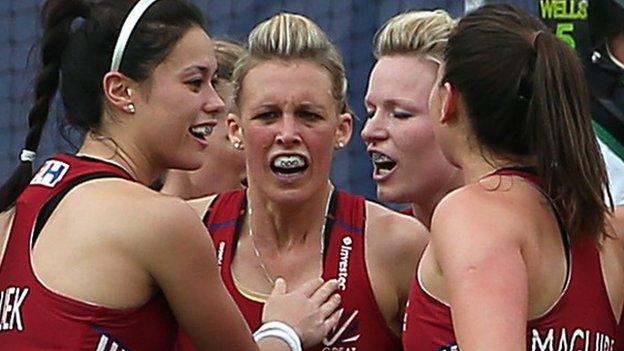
[
  {"xmin": 233, "ymin": 140, "xmax": 244, "ymax": 150},
  {"xmin": 335, "ymin": 141, "xmax": 345, "ymax": 150},
  {"xmin": 127, "ymin": 103, "xmax": 136, "ymax": 113}
]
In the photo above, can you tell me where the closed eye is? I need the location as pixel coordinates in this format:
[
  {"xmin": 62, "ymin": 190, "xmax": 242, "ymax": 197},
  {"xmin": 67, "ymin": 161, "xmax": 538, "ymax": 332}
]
[
  {"xmin": 391, "ymin": 109, "xmax": 413, "ymax": 119},
  {"xmin": 365, "ymin": 109, "xmax": 376, "ymax": 119}
]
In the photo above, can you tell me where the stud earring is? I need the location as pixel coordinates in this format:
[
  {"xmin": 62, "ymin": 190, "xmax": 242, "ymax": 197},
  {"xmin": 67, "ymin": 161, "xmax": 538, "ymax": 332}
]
[
  {"xmin": 335, "ymin": 141, "xmax": 345, "ymax": 150},
  {"xmin": 127, "ymin": 103, "xmax": 136, "ymax": 114},
  {"xmin": 233, "ymin": 140, "xmax": 244, "ymax": 150}
]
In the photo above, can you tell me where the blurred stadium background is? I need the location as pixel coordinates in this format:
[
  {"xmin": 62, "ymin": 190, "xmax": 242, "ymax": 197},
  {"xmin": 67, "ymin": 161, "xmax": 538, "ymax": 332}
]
[{"xmin": 0, "ymin": 0, "xmax": 538, "ymax": 202}]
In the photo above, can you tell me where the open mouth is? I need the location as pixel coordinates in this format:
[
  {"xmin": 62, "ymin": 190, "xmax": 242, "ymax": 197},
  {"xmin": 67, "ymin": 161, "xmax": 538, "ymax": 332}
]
[
  {"xmin": 188, "ymin": 123, "xmax": 215, "ymax": 140},
  {"xmin": 370, "ymin": 151, "xmax": 397, "ymax": 174},
  {"xmin": 270, "ymin": 154, "xmax": 309, "ymax": 175}
]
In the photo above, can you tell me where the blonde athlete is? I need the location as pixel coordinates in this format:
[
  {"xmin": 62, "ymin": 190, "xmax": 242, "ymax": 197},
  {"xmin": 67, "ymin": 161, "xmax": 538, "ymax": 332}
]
[
  {"xmin": 178, "ymin": 12, "xmax": 428, "ymax": 351},
  {"xmin": 362, "ymin": 10, "xmax": 462, "ymax": 227}
]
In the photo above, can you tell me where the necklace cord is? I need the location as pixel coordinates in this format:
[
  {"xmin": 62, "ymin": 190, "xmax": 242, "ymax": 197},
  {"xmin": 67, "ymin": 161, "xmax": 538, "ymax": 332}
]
[{"xmin": 246, "ymin": 187, "xmax": 334, "ymax": 285}]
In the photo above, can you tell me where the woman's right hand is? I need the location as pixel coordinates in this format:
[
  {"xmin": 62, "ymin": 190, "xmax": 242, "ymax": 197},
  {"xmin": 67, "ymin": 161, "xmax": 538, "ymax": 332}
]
[{"xmin": 262, "ymin": 277, "xmax": 342, "ymax": 348}]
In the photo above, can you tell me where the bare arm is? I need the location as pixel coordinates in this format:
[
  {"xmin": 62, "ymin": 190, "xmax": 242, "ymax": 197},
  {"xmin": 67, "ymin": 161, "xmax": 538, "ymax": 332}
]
[
  {"xmin": 365, "ymin": 201, "xmax": 429, "ymax": 333},
  {"xmin": 132, "ymin": 199, "xmax": 259, "ymax": 350},
  {"xmin": 430, "ymin": 189, "xmax": 527, "ymax": 350},
  {"xmin": 129, "ymin": 198, "xmax": 340, "ymax": 351}
]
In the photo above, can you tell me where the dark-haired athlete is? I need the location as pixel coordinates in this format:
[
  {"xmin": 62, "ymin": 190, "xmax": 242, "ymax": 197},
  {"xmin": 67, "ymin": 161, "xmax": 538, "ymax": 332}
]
[
  {"xmin": 403, "ymin": 4, "xmax": 624, "ymax": 350},
  {"xmin": 0, "ymin": 1, "xmax": 340, "ymax": 350}
]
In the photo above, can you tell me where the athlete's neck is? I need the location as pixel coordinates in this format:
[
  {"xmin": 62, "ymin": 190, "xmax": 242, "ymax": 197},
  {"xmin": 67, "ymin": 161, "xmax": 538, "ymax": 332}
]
[
  {"xmin": 160, "ymin": 171, "xmax": 196, "ymax": 199},
  {"xmin": 161, "ymin": 166, "xmax": 244, "ymax": 200},
  {"xmin": 246, "ymin": 183, "xmax": 333, "ymax": 251},
  {"xmin": 78, "ymin": 132, "xmax": 159, "ymax": 186},
  {"xmin": 410, "ymin": 168, "xmax": 462, "ymax": 228},
  {"xmin": 458, "ymin": 149, "xmax": 533, "ymax": 185}
]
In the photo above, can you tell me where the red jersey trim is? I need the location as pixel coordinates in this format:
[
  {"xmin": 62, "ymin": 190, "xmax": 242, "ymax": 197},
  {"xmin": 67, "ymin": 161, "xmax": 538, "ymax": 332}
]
[
  {"xmin": 0, "ymin": 154, "xmax": 177, "ymax": 351},
  {"xmin": 193, "ymin": 188, "xmax": 402, "ymax": 351}
]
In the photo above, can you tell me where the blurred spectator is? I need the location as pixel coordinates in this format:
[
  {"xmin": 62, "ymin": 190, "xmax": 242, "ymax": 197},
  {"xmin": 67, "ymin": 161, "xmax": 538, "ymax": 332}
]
[{"xmin": 585, "ymin": 0, "xmax": 624, "ymax": 206}]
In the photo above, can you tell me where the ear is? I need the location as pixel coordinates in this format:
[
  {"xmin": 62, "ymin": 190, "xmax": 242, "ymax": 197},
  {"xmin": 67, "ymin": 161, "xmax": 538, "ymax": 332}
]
[
  {"xmin": 334, "ymin": 112, "xmax": 353, "ymax": 149},
  {"xmin": 439, "ymin": 82, "xmax": 459, "ymax": 125},
  {"xmin": 227, "ymin": 112, "xmax": 244, "ymax": 146},
  {"xmin": 102, "ymin": 71, "xmax": 137, "ymax": 114}
]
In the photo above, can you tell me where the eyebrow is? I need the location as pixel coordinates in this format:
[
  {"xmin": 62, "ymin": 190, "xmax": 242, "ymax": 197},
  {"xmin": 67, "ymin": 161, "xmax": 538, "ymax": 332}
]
[
  {"xmin": 182, "ymin": 65, "xmax": 210, "ymax": 75},
  {"xmin": 298, "ymin": 102, "xmax": 324, "ymax": 111},
  {"xmin": 387, "ymin": 97, "xmax": 420, "ymax": 106},
  {"xmin": 365, "ymin": 96, "xmax": 419, "ymax": 106}
]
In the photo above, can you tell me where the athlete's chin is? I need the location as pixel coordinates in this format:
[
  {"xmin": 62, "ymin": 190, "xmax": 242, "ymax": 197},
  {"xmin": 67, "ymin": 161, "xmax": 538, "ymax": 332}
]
[
  {"xmin": 377, "ymin": 181, "xmax": 410, "ymax": 203},
  {"xmin": 377, "ymin": 174, "xmax": 434, "ymax": 204},
  {"xmin": 267, "ymin": 185, "xmax": 319, "ymax": 205},
  {"xmin": 166, "ymin": 155, "xmax": 203, "ymax": 172}
]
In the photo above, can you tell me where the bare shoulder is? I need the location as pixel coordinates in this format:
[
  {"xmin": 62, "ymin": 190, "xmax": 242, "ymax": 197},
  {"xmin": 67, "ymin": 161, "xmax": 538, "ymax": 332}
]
[
  {"xmin": 0, "ymin": 207, "xmax": 16, "ymax": 261},
  {"xmin": 187, "ymin": 194, "xmax": 218, "ymax": 219},
  {"xmin": 365, "ymin": 200, "xmax": 429, "ymax": 261},
  {"xmin": 66, "ymin": 178, "xmax": 211, "ymax": 251},
  {"xmin": 113, "ymin": 182, "xmax": 210, "ymax": 244},
  {"xmin": 430, "ymin": 184, "xmax": 531, "ymax": 264},
  {"xmin": 433, "ymin": 182, "xmax": 533, "ymax": 239}
]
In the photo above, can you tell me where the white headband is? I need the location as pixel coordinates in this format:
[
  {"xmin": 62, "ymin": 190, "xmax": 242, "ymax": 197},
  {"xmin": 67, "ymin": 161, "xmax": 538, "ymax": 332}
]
[{"xmin": 110, "ymin": 0, "xmax": 160, "ymax": 71}]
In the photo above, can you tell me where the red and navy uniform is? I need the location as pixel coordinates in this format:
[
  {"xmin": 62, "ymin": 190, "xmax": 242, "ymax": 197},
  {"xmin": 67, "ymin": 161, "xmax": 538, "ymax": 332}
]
[
  {"xmin": 0, "ymin": 154, "xmax": 177, "ymax": 351},
  {"xmin": 402, "ymin": 167, "xmax": 618, "ymax": 351},
  {"xmin": 177, "ymin": 188, "xmax": 401, "ymax": 351}
]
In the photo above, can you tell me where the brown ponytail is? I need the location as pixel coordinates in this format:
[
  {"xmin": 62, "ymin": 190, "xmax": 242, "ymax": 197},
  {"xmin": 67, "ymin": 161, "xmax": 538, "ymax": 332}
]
[
  {"xmin": 529, "ymin": 31, "xmax": 611, "ymax": 237},
  {"xmin": 444, "ymin": 4, "xmax": 611, "ymax": 240}
]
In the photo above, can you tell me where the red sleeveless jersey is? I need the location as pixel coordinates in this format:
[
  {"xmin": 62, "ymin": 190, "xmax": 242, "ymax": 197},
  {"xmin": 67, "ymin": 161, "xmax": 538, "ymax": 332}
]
[
  {"xmin": 402, "ymin": 168, "xmax": 618, "ymax": 351},
  {"xmin": 0, "ymin": 154, "xmax": 177, "ymax": 351},
  {"xmin": 176, "ymin": 188, "xmax": 401, "ymax": 351}
]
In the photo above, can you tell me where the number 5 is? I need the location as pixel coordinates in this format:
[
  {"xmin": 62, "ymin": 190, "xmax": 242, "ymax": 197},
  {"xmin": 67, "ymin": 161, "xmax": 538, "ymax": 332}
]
[{"xmin": 556, "ymin": 23, "xmax": 576, "ymax": 49}]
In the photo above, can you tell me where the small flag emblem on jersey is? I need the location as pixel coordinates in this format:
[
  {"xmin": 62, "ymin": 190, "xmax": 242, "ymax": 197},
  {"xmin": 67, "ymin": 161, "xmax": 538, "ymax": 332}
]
[{"xmin": 30, "ymin": 160, "xmax": 70, "ymax": 188}]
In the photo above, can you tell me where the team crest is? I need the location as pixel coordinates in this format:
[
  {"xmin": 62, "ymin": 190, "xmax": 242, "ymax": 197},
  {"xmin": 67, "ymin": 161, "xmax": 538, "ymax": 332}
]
[{"xmin": 30, "ymin": 160, "xmax": 70, "ymax": 188}]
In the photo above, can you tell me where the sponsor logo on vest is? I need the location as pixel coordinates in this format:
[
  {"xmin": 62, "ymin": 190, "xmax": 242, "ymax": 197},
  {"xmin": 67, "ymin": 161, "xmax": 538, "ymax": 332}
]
[
  {"xmin": 531, "ymin": 328, "xmax": 615, "ymax": 351},
  {"xmin": 322, "ymin": 309, "xmax": 360, "ymax": 351},
  {"xmin": 217, "ymin": 241, "xmax": 226, "ymax": 267},
  {"xmin": 337, "ymin": 236, "xmax": 352, "ymax": 291},
  {"xmin": 438, "ymin": 345, "xmax": 459, "ymax": 351},
  {"xmin": 31, "ymin": 160, "xmax": 70, "ymax": 187},
  {"xmin": 95, "ymin": 334, "xmax": 127, "ymax": 351},
  {"xmin": 0, "ymin": 286, "xmax": 29, "ymax": 332}
]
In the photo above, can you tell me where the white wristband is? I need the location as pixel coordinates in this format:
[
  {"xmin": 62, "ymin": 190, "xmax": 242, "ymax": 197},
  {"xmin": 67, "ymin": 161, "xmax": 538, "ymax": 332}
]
[{"xmin": 253, "ymin": 321, "xmax": 302, "ymax": 351}]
